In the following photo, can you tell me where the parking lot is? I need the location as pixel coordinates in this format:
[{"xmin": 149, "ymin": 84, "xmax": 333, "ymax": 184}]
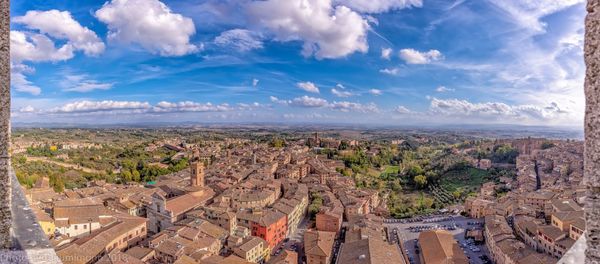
[{"xmin": 385, "ymin": 215, "xmax": 491, "ymax": 264}]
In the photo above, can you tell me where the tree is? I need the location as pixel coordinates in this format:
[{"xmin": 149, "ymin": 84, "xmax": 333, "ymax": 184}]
[
  {"xmin": 308, "ymin": 192, "xmax": 324, "ymax": 219},
  {"xmin": 541, "ymin": 141, "xmax": 555, "ymax": 150},
  {"xmin": 122, "ymin": 170, "xmax": 132, "ymax": 182},
  {"xmin": 271, "ymin": 138, "xmax": 285, "ymax": 148},
  {"xmin": 452, "ymin": 190, "xmax": 462, "ymax": 200},
  {"xmin": 423, "ymin": 197, "xmax": 435, "ymax": 209},
  {"xmin": 408, "ymin": 164, "xmax": 424, "ymax": 177},
  {"xmin": 132, "ymin": 170, "xmax": 141, "ymax": 182},
  {"xmin": 414, "ymin": 175, "xmax": 427, "ymax": 189}
]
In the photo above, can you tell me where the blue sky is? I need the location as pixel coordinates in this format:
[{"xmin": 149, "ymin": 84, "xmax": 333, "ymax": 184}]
[{"xmin": 9, "ymin": 0, "xmax": 585, "ymax": 127}]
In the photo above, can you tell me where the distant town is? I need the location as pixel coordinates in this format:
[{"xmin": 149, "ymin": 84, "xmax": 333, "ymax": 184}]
[{"xmin": 11, "ymin": 128, "xmax": 584, "ymax": 264}]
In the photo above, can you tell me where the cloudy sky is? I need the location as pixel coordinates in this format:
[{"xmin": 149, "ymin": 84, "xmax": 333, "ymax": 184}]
[{"xmin": 10, "ymin": 0, "xmax": 585, "ymax": 127}]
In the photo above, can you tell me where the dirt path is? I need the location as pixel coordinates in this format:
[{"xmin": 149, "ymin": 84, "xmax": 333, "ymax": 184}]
[{"xmin": 25, "ymin": 156, "xmax": 114, "ymax": 174}]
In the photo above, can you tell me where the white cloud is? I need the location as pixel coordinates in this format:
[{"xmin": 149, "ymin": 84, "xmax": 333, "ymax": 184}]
[
  {"xmin": 271, "ymin": 95, "xmax": 378, "ymax": 113},
  {"xmin": 381, "ymin": 47, "xmax": 392, "ymax": 60},
  {"xmin": 61, "ymin": 74, "xmax": 114, "ymax": 92},
  {"xmin": 95, "ymin": 0, "xmax": 198, "ymax": 56},
  {"xmin": 395, "ymin": 105, "xmax": 411, "ymax": 114},
  {"xmin": 428, "ymin": 98, "xmax": 571, "ymax": 123},
  {"xmin": 335, "ymin": 0, "xmax": 422, "ymax": 13},
  {"xmin": 297, "ymin": 81, "xmax": 320, "ymax": 93},
  {"xmin": 379, "ymin": 67, "xmax": 400, "ymax": 75},
  {"xmin": 331, "ymin": 87, "xmax": 353, "ymax": 97},
  {"xmin": 270, "ymin": 96, "xmax": 291, "ymax": 105},
  {"xmin": 399, "ymin": 48, "xmax": 443, "ymax": 64},
  {"xmin": 46, "ymin": 100, "xmax": 238, "ymax": 115},
  {"xmin": 10, "ymin": 11, "xmax": 104, "ymax": 96},
  {"xmin": 330, "ymin": 101, "xmax": 379, "ymax": 113},
  {"xmin": 488, "ymin": 0, "xmax": 583, "ymax": 32},
  {"xmin": 11, "ymin": 64, "xmax": 41, "ymax": 95},
  {"xmin": 331, "ymin": 88, "xmax": 352, "ymax": 97},
  {"xmin": 237, "ymin": 102, "xmax": 268, "ymax": 110},
  {"xmin": 253, "ymin": 78, "xmax": 260, "ymax": 87},
  {"xmin": 435, "ymin": 86, "xmax": 454, "ymax": 92},
  {"xmin": 153, "ymin": 101, "xmax": 232, "ymax": 112},
  {"xmin": 369, "ymin": 89, "xmax": 383, "ymax": 96},
  {"xmin": 13, "ymin": 10, "xmax": 104, "ymax": 56},
  {"xmin": 246, "ymin": 0, "xmax": 369, "ymax": 59},
  {"xmin": 10, "ymin": 31, "xmax": 74, "ymax": 63},
  {"xmin": 19, "ymin": 105, "xmax": 36, "ymax": 113},
  {"xmin": 50, "ymin": 100, "xmax": 151, "ymax": 113},
  {"xmin": 214, "ymin": 29, "xmax": 263, "ymax": 51},
  {"xmin": 291, "ymin": 96, "xmax": 329, "ymax": 107}
]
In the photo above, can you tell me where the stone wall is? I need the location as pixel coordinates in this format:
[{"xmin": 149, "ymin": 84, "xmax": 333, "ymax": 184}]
[
  {"xmin": 586, "ymin": 0, "xmax": 600, "ymax": 263},
  {"xmin": 0, "ymin": 0, "xmax": 11, "ymax": 249}
]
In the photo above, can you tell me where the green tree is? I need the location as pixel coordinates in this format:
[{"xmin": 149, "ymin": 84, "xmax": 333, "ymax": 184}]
[
  {"xmin": 414, "ymin": 175, "xmax": 427, "ymax": 189},
  {"xmin": 132, "ymin": 170, "xmax": 141, "ymax": 182},
  {"xmin": 452, "ymin": 190, "xmax": 462, "ymax": 200},
  {"xmin": 122, "ymin": 170, "xmax": 132, "ymax": 182},
  {"xmin": 408, "ymin": 164, "xmax": 424, "ymax": 177},
  {"xmin": 541, "ymin": 141, "xmax": 555, "ymax": 150},
  {"xmin": 423, "ymin": 197, "xmax": 435, "ymax": 209}
]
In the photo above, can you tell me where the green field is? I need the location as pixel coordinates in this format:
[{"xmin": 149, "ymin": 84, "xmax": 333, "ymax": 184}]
[
  {"xmin": 383, "ymin": 165, "xmax": 400, "ymax": 174},
  {"xmin": 440, "ymin": 167, "xmax": 492, "ymax": 194}
]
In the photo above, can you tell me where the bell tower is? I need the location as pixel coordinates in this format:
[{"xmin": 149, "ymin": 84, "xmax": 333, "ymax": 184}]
[{"xmin": 190, "ymin": 150, "xmax": 205, "ymax": 187}]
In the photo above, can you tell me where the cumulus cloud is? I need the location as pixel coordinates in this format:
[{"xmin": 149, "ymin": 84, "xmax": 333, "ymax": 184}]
[
  {"xmin": 237, "ymin": 102, "xmax": 268, "ymax": 110},
  {"xmin": 379, "ymin": 67, "xmax": 400, "ymax": 75},
  {"xmin": 10, "ymin": 11, "xmax": 104, "ymax": 95},
  {"xmin": 61, "ymin": 74, "xmax": 114, "ymax": 92},
  {"xmin": 428, "ymin": 98, "xmax": 570, "ymax": 122},
  {"xmin": 19, "ymin": 105, "xmax": 36, "ymax": 113},
  {"xmin": 10, "ymin": 31, "xmax": 74, "ymax": 63},
  {"xmin": 95, "ymin": 0, "xmax": 198, "ymax": 56},
  {"xmin": 399, "ymin": 49, "xmax": 443, "ymax": 64},
  {"xmin": 252, "ymin": 78, "xmax": 259, "ymax": 87},
  {"xmin": 271, "ymin": 95, "xmax": 378, "ymax": 113},
  {"xmin": 335, "ymin": 0, "xmax": 422, "ymax": 13},
  {"xmin": 153, "ymin": 101, "xmax": 232, "ymax": 112},
  {"xmin": 214, "ymin": 29, "xmax": 263, "ymax": 51},
  {"xmin": 369, "ymin": 89, "xmax": 383, "ymax": 96},
  {"xmin": 395, "ymin": 105, "xmax": 411, "ymax": 114},
  {"xmin": 435, "ymin": 86, "xmax": 454, "ymax": 92},
  {"xmin": 381, "ymin": 47, "xmax": 392, "ymax": 60},
  {"xmin": 297, "ymin": 81, "xmax": 320, "ymax": 93},
  {"xmin": 270, "ymin": 96, "xmax": 291, "ymax": 105},
  {"xmin": 45, "ymin": 100, "xmax": 249, "ymax": 115},
  {"xmin": 13, "ymin": 10, "xmax": 104, "ymax": 56},
  {"xmin": 50, "ymin": 100, "xmax": 152, "ymax": 113},
  {"xmin": 291, "ymin": 96, "xmax": 329, "ymax": 107},
  {"xmin": 330, "ymin": 101, "xmax": 379, "ymax": 113},
  {"xmin": 246, "ymin": 0, "xmax": 369, "ymax": 59}
]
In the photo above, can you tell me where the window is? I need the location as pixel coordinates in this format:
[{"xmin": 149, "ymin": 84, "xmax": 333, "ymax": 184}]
[{"xmin": 74, "ymin": 225, "xmax": 77, "ymax": 230}]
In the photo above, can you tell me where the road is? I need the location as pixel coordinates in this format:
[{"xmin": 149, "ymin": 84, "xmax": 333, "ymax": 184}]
[
  {"xmin": 25, "ymin": 156, "xmax": 117, "ymax": 174},
  {"xmin": 272, "ymin": 215, "xmax": 310, "ymax": 263},
  {"xmin": 385, "ymin": 215, "xmax": 490, "ymax": 264}
]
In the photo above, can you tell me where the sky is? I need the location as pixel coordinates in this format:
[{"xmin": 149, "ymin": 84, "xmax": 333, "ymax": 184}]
[{"xmin": 9, "ymin": 0, "xmax": 586, "ymax": 127}]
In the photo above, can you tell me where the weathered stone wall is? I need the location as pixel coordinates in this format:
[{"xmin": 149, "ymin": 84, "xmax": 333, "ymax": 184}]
[
  {"xmin": 586, "ymin": 0, "xmax": 600, "ymax": 263},
  {"xmin": 0, "ymin": 0, "xmax": 11, "ymax": 249}
]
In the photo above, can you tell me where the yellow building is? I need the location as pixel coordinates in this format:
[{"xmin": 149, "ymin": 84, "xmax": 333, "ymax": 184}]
[
  {"xmin": 233, "ymin": 237, "xmax": 270, "ymax": 263},
  {"xmin": 33, "ymin": 208, "xmax": 55, "ymax": 237}
]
